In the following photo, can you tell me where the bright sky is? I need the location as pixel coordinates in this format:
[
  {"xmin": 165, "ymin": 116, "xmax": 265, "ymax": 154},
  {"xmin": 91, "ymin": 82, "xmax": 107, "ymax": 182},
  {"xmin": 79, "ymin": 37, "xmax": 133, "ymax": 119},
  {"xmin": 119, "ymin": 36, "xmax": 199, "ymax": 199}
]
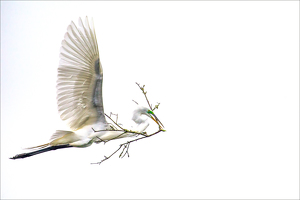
[{"xmin": 1, "ymin": 1, "xmax": 299, "ymax": 199}]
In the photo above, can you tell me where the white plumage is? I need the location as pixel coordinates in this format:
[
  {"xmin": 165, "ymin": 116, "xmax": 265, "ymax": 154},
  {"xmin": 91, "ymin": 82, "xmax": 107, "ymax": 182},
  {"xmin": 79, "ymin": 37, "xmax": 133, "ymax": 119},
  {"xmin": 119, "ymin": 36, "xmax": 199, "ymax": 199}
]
[{"xmin": 10, "ymin": 17, "xmax": 163, "ymax": 159}]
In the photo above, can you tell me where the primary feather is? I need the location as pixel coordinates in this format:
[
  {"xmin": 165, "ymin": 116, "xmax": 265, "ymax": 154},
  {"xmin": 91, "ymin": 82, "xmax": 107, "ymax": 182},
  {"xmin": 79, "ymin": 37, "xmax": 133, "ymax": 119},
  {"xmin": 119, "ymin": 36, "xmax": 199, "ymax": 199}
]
[{"xmin": 57, "ymin": 17, "xmax": 107, "ymax": 131}]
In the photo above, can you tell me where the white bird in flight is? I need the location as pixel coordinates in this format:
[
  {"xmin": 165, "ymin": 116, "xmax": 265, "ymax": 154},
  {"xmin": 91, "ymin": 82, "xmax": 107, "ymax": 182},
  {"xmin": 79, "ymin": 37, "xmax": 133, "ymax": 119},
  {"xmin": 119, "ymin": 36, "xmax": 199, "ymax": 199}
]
[{"xmin": 10, "ymin": 17, "xmax": 163, "ymax": 160}]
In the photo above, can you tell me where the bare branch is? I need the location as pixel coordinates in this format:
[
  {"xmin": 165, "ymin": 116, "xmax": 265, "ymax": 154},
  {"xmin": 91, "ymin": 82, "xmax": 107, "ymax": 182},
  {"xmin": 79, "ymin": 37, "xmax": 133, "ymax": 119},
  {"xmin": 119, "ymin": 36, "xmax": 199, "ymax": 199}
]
[
  {"xmin": 91, "ymin": 83, "xmax": 165, "ymax": 165},
  {"xmin": 119, "ymin": 143, "xmax": 130, "ymax": 158},
  {"xmin": 136, "ymin": 82, "xmax": 153, "ymax": 111},
  {"xmin": 105, "ymin": 113, "xmax": 125, "ymax": 131},
  {"xmin": 91, "ymin": 129, "xmax": 164, "ymax": 165},
  {"xmin": 91, "ymin": 145, "xmax": 123, "ymax": 165}
]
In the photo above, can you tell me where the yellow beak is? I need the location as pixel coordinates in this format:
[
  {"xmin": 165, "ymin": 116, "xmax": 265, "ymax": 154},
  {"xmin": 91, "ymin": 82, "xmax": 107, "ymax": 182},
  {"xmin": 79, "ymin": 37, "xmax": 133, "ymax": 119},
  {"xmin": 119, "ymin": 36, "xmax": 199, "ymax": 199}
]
[{"xmin": 149, "ymin": 113, "xmax": 164, "ymax": 129}]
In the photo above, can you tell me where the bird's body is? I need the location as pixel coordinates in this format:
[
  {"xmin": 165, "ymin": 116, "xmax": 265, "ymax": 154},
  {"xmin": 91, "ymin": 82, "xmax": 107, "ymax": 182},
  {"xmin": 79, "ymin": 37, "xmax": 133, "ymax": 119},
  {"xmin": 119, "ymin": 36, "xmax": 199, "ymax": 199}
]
[{"xmin": 10, "ymin": 17, "xmax": 163, "ymax": 160}]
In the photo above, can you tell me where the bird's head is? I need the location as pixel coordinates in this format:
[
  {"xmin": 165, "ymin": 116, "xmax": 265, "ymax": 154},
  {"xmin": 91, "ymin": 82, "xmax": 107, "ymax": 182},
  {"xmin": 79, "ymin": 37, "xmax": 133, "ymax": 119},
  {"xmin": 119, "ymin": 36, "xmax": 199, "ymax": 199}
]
[{"xmin": 132, "ymin": 106, "xmax": 164, "ymax": 129}]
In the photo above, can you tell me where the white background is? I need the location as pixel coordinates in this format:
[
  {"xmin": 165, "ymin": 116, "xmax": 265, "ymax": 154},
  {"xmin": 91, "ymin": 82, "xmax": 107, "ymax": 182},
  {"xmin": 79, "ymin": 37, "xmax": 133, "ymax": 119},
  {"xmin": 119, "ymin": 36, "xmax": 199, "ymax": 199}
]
[{"xmin": 1, "ymin": 1, "xmax": 299, "ymax": 199}]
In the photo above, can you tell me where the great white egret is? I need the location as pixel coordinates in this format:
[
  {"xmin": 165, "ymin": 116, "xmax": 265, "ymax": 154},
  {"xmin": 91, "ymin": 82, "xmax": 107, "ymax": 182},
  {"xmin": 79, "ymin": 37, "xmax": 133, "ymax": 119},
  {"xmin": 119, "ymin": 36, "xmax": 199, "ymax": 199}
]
[{"xmin": 10, "ymin": 17, "xmax": 163, "ymax": 160}]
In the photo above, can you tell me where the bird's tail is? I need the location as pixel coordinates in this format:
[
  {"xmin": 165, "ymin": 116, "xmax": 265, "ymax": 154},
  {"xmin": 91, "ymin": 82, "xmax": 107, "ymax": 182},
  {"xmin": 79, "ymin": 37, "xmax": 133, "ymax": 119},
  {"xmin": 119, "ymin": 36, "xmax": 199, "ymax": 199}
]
[
  {"xmin": 10, "ymin": 130, "xmax": 81, "ymax": 160},
  {"xmin": 10, "ymin": 144, "xmax": 73, "ymax": 160}
]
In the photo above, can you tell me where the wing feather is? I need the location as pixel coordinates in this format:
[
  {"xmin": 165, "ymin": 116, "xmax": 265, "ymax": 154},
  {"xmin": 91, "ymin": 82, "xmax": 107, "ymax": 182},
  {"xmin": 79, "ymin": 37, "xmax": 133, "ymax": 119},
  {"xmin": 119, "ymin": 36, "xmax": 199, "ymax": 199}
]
[{"xmin": 57, "ymin": 17, "xmax": 107, "ymax": 131}]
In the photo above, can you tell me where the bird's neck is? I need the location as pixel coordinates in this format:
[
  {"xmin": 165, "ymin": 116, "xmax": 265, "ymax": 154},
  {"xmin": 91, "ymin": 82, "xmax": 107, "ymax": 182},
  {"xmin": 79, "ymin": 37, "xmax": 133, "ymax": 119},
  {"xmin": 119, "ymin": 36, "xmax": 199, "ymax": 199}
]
[{"xmin": 132, "ymin": 113, "xmax": 147, "ymax": 124}]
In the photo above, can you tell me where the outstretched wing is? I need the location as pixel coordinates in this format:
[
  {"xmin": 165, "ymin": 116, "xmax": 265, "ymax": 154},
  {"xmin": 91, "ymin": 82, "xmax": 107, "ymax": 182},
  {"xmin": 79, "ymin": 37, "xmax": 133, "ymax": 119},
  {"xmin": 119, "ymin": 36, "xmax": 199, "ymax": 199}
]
[{"xmin": 57, "ymin": 17, "xmax": 107, "ymax": 131}]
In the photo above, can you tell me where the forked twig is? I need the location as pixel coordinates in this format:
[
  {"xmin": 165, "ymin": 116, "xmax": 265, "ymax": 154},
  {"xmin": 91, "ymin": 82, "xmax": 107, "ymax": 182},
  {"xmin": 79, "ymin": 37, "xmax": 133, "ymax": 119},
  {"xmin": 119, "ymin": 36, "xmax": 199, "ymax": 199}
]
[
  {"xmin": 91, "ymin": 129, "xmax": 163, "ymax": 165},
  {"xmin": 91, "ymin": 83, "xmax": 165, "ymax": 165},
  {"xmin": 104, "ymin": 113, "xmax": 124, "ymax": 131}
]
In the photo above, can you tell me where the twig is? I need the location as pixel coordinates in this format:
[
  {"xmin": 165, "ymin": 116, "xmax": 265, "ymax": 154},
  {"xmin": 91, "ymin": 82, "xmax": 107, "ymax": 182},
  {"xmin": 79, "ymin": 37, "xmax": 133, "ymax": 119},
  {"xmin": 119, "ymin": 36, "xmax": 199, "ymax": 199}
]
[
  {"xmin": 93, "ymin": 115, "xmax": 148, "ymax": 141},
  {"xmin": 153, "ymin": 102, "xmax": 160, "ymax": 111},
  {"xmin": 91, "ymin": 129, "xmax": 164, "ymax": 165},
  {"xmin": 110, "ymin": 112, "xmax": 119, "ymax": 124},
  {"xmin": 105, "ymin": 113, "xmax": 124, "ymax": 131},
  {"xmin": 136, "ymin": 82, "xmax": 153, "ymax": 111},
  {"xmin": 119, "ymin": 143, "xmax": 130, "ymax": 158},
  {"xmin": 91, "ymin": 145, "xmax": 123, "ymax": 164},
  {"xmin": 91, "ymin": 83, "xmax": 165, "ymax": 165},
  {"xmin": 132, "ymin": 100, "xmax": 139, "ymax": 105}
]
